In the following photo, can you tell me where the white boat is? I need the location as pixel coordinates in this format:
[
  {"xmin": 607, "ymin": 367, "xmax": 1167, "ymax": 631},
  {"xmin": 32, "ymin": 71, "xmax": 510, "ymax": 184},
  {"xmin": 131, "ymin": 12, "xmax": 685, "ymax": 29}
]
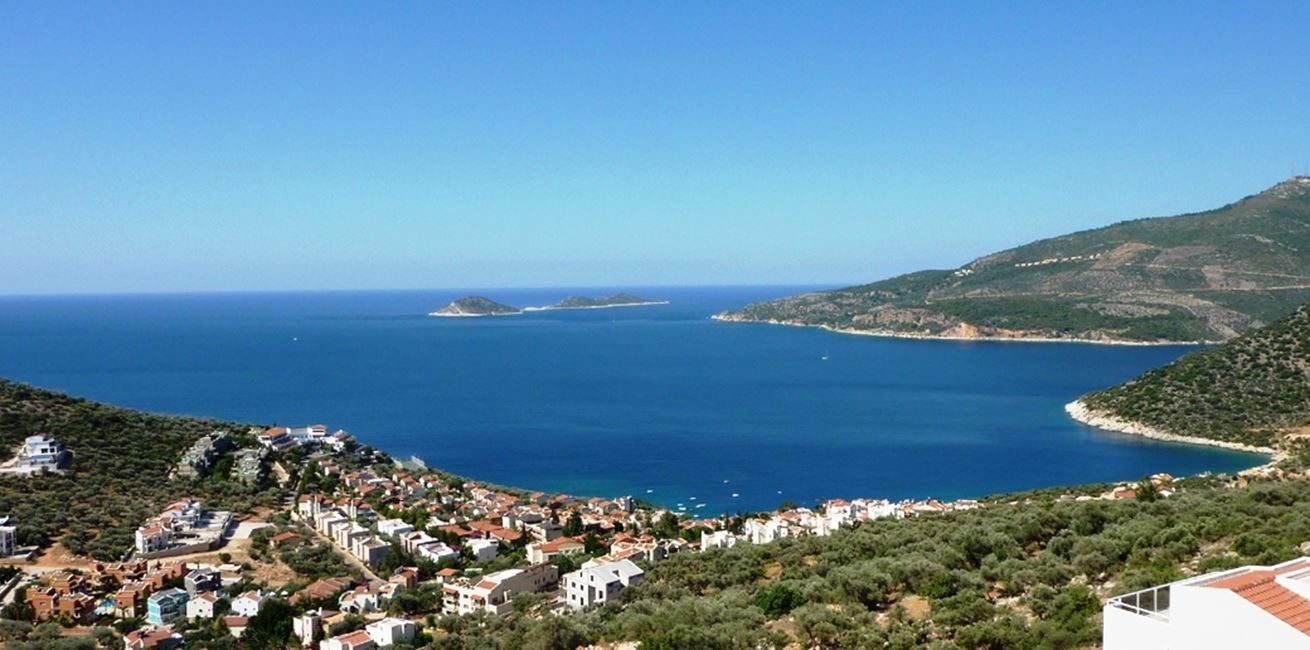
[{"xmin": 731, "ymin": 493, "xmax": 740, "ymax": 498}]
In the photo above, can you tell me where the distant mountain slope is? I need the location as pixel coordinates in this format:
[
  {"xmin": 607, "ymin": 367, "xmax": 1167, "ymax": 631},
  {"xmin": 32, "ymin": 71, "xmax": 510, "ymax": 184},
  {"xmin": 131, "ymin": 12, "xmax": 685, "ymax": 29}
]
[
  {"xmin": 1072, "ymin": 304, "xmax": 1310, "ymax": 449},
  {"xmin": 428, "ymin": 296, "xmax": 522, "ymax": 317},
  {"xmin": 719, "ymin": 177, "xmax": 1310, "ymax": 343}
]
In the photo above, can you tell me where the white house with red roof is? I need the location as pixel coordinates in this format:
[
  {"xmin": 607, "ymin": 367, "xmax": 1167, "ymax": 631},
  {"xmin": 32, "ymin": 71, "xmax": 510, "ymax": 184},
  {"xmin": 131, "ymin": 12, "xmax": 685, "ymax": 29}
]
[
  {"xmin": 1105, "ymin": 556, "xmax": 1310, "ymax": 649},
  {"xmin": 230, "ymin": 590, "xmax": 264, "ymax": 618},
  {"xmin": 322, "ymin": 629, "xmax": 375, "ymax": 650}
]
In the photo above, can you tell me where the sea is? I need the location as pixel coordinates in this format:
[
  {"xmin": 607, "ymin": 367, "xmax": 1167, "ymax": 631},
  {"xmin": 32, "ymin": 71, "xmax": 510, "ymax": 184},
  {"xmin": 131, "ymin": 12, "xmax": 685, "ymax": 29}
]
[{"xmin": 0, "ymin": 286, "xmax": 1265, "ymax": 513}]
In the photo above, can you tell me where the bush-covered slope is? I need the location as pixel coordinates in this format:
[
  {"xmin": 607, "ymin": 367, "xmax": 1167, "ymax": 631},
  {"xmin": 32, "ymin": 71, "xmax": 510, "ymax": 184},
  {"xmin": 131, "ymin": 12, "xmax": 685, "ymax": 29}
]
[
  {"xmin": 719, "ymin": 177, "xmax": 1310, "ymax": 343},
  {"xmin": 1079, "ymin": 304, "xmax": 1310, "ymax": 447},
  {"xmin": 0, "ymin": 380, "xmax": 276, "ymax": 559},
  {"xmin": 430, "ymin": 479, "xmax": 1310, "ymax": 650}
]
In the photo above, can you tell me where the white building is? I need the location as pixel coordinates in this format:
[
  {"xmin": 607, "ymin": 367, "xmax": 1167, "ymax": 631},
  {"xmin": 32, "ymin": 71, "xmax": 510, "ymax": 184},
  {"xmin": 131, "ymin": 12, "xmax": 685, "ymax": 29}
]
[
  {"xmin": 353, "ymin": 537, "xmax": 390, "ymax": 566},
  {"xmin": 376, "ymin": 519, "xmax": 414, "ymax": 539},
  {"xmin": 293, "ymin": 610, "xmax": 322, "ymax": 647},
  {"xmin": 400, "ymin": 531, "xmax": 439, "ymax": 554},
  {"xmin": 186, "ymin": 592, "xmax": 219, "ymax": 620},
  {"xmin": 230, "ymin": 591, "xmax": 264, "ymax": 618},
  {"xmin": 700, "ymin": 529, "xmax": 737, "ymax": 550},
  {"xmin": 441, "ymin": 564, "xmax": 558, "ymax": 616},
  {"xmin": 338, "ymin": 583, "xmax": 396, "ymax": 614},
  {"xmin": 563, "ymin": 558, "xmax": 644, "ymax": 609},
  {"xmin": 526, "ymin": 537, "xmax": 585, "ymax": 565},
  {"xmin": 467, "ymin": 538, "xmax": 499, "ymax": 562},
  {"xmin": 416, "ymin": 541, "xmax": 459, "ymax": 564},
  {"xmin": 1105, "ymin": 556, "xmax": 1310, "ymax": 649},
  {"xmin": 364, "ymin": 618, "xmax": 416, "ymax": 647},
  {"xmin": 0, "ymin": 518, "xmax": 16, "ymax": 557},
  {"xmin": 24, "ymin": 435, "xmax": 65, "ymax": 465},
  {"xmin": 135, "ymin": 525, "xmax": 170, "ymax": 555},
  {"xmin": 321, "ymin": 630, "xmax": 375, "ymax": 650},
  {"xmin": 286, "ymin": 424, "xmax": 328, "ymax": 443}
]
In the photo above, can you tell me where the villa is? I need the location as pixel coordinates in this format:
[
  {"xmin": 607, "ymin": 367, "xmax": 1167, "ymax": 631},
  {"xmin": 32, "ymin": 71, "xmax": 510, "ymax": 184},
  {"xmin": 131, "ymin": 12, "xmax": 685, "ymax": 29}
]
[
  {"xmin": 0, "ymin": 434, "xmax": 70, "ymax": 475},
  {"xmin": 230, "ymin": 590, "xmax": 264, "ymax": 617},
  {"xmin": 134, "ymin": 499, "xmax": 232, "ymax": 559},
  {"xmin": 563, "ymin": 558, "xmax": 644, "ymax": 610},
  {"xmin": 526, "ymin": 536, "xmax": 585, "ymax": 565},
  {"xmin": 146, "ymin": 588, "xmax": 188, "ymax": 626},
  {"xmin": 365, "ymin": 618, "xmax": 416, "ymax": 647},
  {"xmin": 322, "ymin": 630, "xmax": 375, "ymax": 650},
  {"xmin": 441, "ymin": 564, "xmax": 559, "ymax": 616},
  {"xmin": 186, "ymin": 592, "xmax": 218, "ymax": 620}
]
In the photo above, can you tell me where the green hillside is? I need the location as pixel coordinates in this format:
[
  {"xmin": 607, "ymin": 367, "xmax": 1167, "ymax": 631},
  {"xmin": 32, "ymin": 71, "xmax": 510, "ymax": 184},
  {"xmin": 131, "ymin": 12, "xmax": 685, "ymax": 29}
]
[
  {"xmin": 1078, "ymin": 304, "xmax": 1310, "ymax": 448},
  {"xmin": 720, "ymin": 177, "xmax": 1310, "ymax": 343},
  {"xmin": 0, "ymin": 380, "xmax": 277, "ymax": 560}
]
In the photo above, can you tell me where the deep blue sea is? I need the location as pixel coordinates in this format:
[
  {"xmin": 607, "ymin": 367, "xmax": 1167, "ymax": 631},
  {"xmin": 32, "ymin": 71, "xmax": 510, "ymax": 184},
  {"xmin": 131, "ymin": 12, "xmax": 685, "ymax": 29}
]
[{"xmin": 0, "ymin": 286, "xmax": 1264, "ymax": 513}]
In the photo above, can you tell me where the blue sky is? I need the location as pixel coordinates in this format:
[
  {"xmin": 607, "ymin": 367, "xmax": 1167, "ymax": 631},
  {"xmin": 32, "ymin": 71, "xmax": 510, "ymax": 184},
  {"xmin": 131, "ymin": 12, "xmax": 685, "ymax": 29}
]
[{"xmin": 3, "ymin": 2, "xmax": 1309, "ymax": 294}]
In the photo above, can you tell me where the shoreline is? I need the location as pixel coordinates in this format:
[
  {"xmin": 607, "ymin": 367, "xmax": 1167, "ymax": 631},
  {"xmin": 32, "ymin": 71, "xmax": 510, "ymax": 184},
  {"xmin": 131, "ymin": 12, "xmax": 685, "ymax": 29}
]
[
  {"xmin": 1064, "ymin": 399, "xmax": 1278, "ymax": 473},
  {"xmin": 710, "ymin": 314, "xmax": 1216, "ymax": 347},
  {"xmin": 427, "ymin": 311, "xmax": 522, "ymax": 317}
]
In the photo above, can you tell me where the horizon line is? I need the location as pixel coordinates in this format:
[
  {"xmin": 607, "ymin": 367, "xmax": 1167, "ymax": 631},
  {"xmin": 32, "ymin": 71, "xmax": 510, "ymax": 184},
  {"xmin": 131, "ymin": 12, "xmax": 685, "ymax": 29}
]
[{"xmin": 0, "ymin": 281, "xmax": 854, "ymax": 300}]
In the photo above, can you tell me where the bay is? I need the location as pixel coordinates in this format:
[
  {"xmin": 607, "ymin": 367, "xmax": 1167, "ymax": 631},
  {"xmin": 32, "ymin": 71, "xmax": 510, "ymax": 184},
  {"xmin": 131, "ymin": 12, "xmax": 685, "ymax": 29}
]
[{"xmin": 0, "ymin": 286, "xmax": 1263, "ymax": 513}]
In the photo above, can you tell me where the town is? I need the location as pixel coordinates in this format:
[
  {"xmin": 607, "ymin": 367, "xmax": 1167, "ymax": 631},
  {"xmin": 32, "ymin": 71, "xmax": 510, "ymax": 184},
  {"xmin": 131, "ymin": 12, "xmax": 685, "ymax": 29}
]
[{"xmin": 0, "ymin": 425, "xmax": 986, "ymax": 649}]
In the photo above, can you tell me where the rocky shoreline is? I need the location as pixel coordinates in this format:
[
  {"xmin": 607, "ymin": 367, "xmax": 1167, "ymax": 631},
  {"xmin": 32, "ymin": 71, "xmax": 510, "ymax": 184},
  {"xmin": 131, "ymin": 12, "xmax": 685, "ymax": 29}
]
[
  {"xmin": 1064, "ymin": 399, "xmax": 1278, "ymax": 471},
  {"xmin": 711, "ymin": 313, "xmax": 1215, "ymax": 346}
]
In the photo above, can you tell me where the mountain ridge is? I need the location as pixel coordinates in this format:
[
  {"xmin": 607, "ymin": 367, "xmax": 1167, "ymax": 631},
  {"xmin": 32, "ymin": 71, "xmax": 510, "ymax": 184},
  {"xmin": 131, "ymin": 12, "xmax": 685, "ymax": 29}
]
[{"xmin": 718, "ymin": 177, "xmax": 1310, "ymax": 343}]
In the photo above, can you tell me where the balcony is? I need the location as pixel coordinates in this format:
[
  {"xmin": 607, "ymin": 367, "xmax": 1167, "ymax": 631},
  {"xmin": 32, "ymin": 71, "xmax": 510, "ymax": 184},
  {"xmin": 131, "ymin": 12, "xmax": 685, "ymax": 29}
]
[{"xmin": 1108, "ymin": 584, "xmax": 1171, "ymax": 621}]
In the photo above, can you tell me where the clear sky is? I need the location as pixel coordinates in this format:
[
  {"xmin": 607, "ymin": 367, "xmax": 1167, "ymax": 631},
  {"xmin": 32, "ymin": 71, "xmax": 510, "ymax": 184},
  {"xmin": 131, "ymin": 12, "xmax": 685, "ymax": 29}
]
[{"xmin": 3, "ymin": 2, "xmax": 1310, "ymax": 294}]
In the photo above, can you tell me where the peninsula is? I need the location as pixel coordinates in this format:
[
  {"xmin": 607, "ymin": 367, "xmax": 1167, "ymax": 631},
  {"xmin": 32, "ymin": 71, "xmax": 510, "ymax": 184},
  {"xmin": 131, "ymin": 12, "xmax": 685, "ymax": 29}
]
[
  {"xmin": 427, "ymin": 296, "xmax": 521, "ymax": 317},
  {"xmin": 717, "ymin": 177, "xmax": 1310, "ymax": 344},
  {"xmin": 1068, "ymin": 301, "xmax": 1310, "ymax": 462},
  {"xmin": 526, "ymin": 292, "xmax": 667, "ymax": 311}
]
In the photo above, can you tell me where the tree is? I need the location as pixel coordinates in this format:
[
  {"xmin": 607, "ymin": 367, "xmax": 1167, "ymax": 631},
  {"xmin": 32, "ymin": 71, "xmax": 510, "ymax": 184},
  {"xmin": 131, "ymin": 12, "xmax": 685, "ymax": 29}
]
[
  {"xmin": 240, "ymin": 598, "xmax": 295, "ymax": 650},
  {"xmin": 1136, "ymin": 477, "xmax": 1159, "ymax": 502},
  {"xmin": 563, "ymin": 512, "xmax": 583, "ymax": 537},
  {"xmin": 752, "ymin": 582, "xmax": 801, "ymax": 618}
]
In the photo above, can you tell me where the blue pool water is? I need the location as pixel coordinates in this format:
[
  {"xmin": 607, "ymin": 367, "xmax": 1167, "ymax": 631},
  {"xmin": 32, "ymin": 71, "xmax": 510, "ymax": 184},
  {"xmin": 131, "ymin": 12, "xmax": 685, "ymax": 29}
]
[{"xmin": 0, "ymin": 286, "xmax": 1264, "ymax": 512}]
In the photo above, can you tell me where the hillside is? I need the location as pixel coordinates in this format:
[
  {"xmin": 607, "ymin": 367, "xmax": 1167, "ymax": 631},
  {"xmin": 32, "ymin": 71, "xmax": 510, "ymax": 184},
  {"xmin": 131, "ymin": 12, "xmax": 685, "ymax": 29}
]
[
  {"xmin": 428, "ymin": 296, "xmax": 522, "ymax": 317},
  {"xmin": 719, "ymin": 177, "xmax": 1310, "ymax": 343},
  {"xmin": 1073, "ymin": 304, "xmax": 1310, "ymax": 449},
  {"xmin": 0, "ymin": 380, "xmax": 276, "ymax": 560},
  {"xmin": 424, "ymin": 478, "xmax": 1310, "ymax": 649}
]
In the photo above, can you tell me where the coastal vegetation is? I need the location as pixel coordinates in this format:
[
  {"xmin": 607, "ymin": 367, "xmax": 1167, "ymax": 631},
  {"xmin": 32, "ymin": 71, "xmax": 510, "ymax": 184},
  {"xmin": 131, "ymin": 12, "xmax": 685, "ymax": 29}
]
[
  {"xmin": 421, "ymin": 476, "xmax": 1310, "ymax": 649},
  {"xmin": 1079, "ymin": 303, "xmax": 1310, "ymax": 448},
  {"xmin": 719, "ymin": 177, "xmax": 1310, "ymax": 343}
]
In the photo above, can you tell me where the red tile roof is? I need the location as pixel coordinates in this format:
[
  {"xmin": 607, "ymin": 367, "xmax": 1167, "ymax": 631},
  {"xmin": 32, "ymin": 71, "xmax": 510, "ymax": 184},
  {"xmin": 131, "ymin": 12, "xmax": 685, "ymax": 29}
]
[{"xmin": 1205, "ymin": 561, "xmax": 1310, "ymax": 636}]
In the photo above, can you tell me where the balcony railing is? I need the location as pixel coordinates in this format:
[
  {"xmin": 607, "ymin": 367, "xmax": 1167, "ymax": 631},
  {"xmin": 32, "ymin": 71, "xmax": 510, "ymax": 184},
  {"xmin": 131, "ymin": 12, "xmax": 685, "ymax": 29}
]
[{"xmin": 1108, "ymin": 584, "xmax": 1171, "ymax": 621}]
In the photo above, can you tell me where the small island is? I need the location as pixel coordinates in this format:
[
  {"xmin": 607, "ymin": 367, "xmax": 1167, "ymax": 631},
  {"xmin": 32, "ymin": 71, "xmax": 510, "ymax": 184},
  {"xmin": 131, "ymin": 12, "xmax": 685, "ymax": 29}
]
[
  {"xmin": 428, "ymin": 296, "xmax": 522, "ymax": 317},
  {"xmin": 527, "ymin": 292, "xmax": 668, "ymax": 311}
]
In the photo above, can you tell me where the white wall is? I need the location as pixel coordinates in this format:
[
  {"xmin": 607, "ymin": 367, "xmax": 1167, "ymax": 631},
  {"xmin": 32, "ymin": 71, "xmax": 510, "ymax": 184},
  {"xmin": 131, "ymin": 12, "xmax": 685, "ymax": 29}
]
[
  {"xmin": 1102, "ymin": 605, "xmax": 1171, "ymax": 650},
  {"xmin": 1170, "ymin": 585, "xmax": 1310, "ymax": 649}
]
